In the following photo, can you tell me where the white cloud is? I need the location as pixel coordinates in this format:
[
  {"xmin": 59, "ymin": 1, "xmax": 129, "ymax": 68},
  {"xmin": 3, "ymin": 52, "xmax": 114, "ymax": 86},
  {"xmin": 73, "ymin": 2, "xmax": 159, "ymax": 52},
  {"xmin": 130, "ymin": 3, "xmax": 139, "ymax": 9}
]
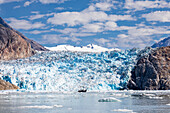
[
  {"xmin": 29, "ymin": 13, "xmax": 54, "ymax": 20},
  {"xmin": 39, "ymin": 0, "xmax": 68, "ymax": 4},
  {"xmin": 79, "ymin": 21, "xmax": 117, "ymax": 32},
  {"xmin": 70, "ymin": 37, "xmax": 81, "ymax": 42},
  {"xmin": 13, "ymin": 5, "xmax": 21, "ymax": 9},
  {"xmin": 29, "ymin": 30, "xmax": 50, "ymax": 34},
  {"xmin": 128, "ymin": 26, "xmax": 170, "ymax": 36},
  {"xmin": 94, "ymin": 2, "xmax": 113, "ymax": 11},
  {"xmin": 29, "ymin": 14, "xmax": 45, "ymax": 20},
  {"xmin": 70, "ymin": 33, "xmax": 95, "ymax": 37},
  {"xmin": 56, "ymin": 28, "xmax": 78, "ymax": 34},
  {"xmin": 31, "ymin": 11, "xmax": 39, "ymax": 14},
  {"xmin": 81, "ymin": 23, "xmax": 104, "ymax": 33},
  {"xmin": 115, "ymin": 34, "xmax": 152, "ymax": 48},
  {"xmin": 142, "ymin": 11, "xmax": 170, "ymax": 22},
  {"xmin": 0, "ymin": 0, "xmax": 22, "ymax": 4},
  {"xmin": 40, "ymin": 35, "xmax": 69, "ymax": 44},
  {"xmin": 0, "ymin": 0, "xmax": 68, "ymax": 5},
  {"xmin": 47, "ymin": 10, "xmax": 134, "ymax": 26},
  {"xmin": 52, "ymin": 28, "xmax": 95, "ymax": 37},
  {"xmin": 93, "ymin": 37, "xmax": 119, "ymax": 48},
  {"xmin": 125, "ymin": 0, "xmax": 170, "ymax": 11},
  {"xmin": 104, "ymin": 21, "xmax": 117, "ymax": 30},
  {"xmin": 55, "ymin": 7, "xmax": 65, "ymax": 10},
  {"xmin": 7, "ymin": 18, "xmax": 45, "ymax": 30},
  {"xmin": 108, "ymin": 15, "xmax": 134, "ymax": 21},
  {"xmin": 48, "ymin": 11, "xmax": 108, "ymax": 26},
  {"xmin": 47, "ymin": 1, "xmax": 134, "ymax": 27},
  {"xmin": 94, "ymin": 38, "xmax": 110, "ymax": 45},
  {"xmin": 114, "ymin": 25, "xmax": 170, "ymax": 49},
  {"xmin": 24, "ymin": 1, "xmax": 34, "ymax": 7},
  {"xmin": 106, "ymin": 42, "xmax": 118, "ymax": 48},
  {"xmin": 39, "ymin": 34, "xmax": 81, "ymax": 44},
  {"xmin": 117, "ymin": 34, "xmax": 128, "ymax": 39}
]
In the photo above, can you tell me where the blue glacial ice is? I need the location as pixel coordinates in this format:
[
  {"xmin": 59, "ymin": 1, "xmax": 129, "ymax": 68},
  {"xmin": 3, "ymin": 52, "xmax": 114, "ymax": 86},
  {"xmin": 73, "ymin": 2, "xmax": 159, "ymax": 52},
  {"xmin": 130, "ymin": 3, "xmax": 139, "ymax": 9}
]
[{"xmin": 0, "ymin": 47, "xmax": 152, "ymax": 92}]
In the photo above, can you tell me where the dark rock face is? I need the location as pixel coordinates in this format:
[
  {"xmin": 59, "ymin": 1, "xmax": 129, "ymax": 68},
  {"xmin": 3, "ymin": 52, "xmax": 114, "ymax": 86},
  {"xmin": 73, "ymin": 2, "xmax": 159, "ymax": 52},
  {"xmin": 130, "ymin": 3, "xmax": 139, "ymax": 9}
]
[
  {"xmin": 0, "ymin": 25, "xmax": 35, "ymax": 60},
  {"xmin": 0, "ymin": 79, "xmax": 19, "ymax": 90},
  {"xmin": 152, "ymin": 37, "xmax": 170, "ymax": 48},
  {"xmin": 0, "ymin": 17, "xmax": 48, "ymax": 51},
  {"xmin": 128, "ymin": 46, "xmax": 170, "ymax": 90}
]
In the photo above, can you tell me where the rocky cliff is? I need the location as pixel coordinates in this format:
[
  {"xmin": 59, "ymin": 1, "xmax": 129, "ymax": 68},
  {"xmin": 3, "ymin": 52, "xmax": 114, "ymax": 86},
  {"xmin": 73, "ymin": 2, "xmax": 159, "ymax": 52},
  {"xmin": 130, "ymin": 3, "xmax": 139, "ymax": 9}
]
[
  {"xmin": 128, "ymin": 46, "xmax": 170, "ymax": 90},
  {"xmin": 0, "ymin": 79, "xmax": 19, "ymax": 90},
  {"xmin": 0, "ymin": 17, "xmax": 48, "ymax": 51},
  {"xmin": 0, "ymin": 24, "xmax": 35, "ymax": 60}
]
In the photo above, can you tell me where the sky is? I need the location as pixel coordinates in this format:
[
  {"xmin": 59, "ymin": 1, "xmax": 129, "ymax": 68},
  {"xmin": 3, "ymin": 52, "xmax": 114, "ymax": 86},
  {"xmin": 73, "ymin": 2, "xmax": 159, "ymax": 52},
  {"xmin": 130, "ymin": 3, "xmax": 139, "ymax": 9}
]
[{"xmin": 0, "ymin": 0, "xmax": 170, "ymax": 49}]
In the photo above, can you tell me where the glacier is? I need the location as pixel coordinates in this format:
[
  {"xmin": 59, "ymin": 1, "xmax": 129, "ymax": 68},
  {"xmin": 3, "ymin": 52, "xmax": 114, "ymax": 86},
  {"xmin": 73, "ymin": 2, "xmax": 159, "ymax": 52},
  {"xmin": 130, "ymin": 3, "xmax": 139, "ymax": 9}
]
[{"xmin": 0, "ymin": 47, "xmax": 152, "ymax": 92}]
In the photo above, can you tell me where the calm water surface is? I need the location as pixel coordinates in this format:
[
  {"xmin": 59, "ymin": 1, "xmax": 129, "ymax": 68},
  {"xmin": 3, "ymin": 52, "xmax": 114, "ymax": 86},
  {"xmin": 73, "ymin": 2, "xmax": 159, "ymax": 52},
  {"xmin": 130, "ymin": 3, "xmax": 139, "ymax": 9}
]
[{"xmin": 0, "ymin": 90, "xmax": 170, "ymax": 113}]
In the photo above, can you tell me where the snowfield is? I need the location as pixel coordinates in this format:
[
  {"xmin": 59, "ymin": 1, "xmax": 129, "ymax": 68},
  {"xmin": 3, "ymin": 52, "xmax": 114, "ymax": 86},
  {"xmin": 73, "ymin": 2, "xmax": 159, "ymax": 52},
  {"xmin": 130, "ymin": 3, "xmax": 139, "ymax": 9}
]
[{"xmin": 45, "ymin": 44, "xmax": 121, "ymax": 52}]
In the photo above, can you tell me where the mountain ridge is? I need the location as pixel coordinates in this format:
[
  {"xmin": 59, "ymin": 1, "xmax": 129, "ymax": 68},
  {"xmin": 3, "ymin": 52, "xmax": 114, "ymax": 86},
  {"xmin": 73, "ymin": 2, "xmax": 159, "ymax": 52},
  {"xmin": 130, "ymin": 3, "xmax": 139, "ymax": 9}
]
[
  {"xmin": 152, "ymin": 37, "xmax": 170, "ymax": 48},
  {"xmin": 0, "ymin": 23, "xmax": 35, "ymax": 60},
  {"xmin": 0, "ymin": 17, "xmax": 48, "ymax": 51}
]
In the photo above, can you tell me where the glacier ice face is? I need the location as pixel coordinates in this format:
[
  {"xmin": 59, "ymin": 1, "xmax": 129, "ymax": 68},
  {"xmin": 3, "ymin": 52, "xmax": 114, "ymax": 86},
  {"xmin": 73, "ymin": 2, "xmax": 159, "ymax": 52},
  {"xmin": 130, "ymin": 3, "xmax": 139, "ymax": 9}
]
[{"xmin": 0, "ymin": 48, "xmax": 150, "ymax": 92}]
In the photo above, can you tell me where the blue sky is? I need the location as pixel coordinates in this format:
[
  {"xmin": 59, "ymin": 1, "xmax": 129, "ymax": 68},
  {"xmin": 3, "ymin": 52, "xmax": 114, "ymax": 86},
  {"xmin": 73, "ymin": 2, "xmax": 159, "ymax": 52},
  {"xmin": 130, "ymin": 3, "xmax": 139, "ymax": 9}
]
[{"xmin": 0, "ymin": 0, "xmax": 170, "ymax": 49}]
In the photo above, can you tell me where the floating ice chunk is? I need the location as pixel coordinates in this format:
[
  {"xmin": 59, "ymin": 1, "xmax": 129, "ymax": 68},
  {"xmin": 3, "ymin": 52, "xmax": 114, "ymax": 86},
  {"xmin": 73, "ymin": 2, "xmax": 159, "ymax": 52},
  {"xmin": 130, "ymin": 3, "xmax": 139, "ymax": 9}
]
[
  {"xmin": 68, "ymin": 108, "xmax": 72, "ymax": 110},
  {"xmin": 131, "ymin": 93, "xmax": 163, "ymax": 99},
  {"xmin": 19, "ymin": 105, "xmax": 54, "ymax": 109},
  {"xmin": 166, "ymin": 103, "xmax": 170, "ymax": 106},
  {"xmin": 111, "ymin": 109, "xmax": 135, "ymax": 113},
  {"xmin": 98, "ymin": 97, "xmax": 121, "ymax": 102},
  {"xmin": 110, "ymin": 93, "xmax": 129, "ymax": 97},
  {"xmin": 53, "ymin": 104, "xmax": 63, "ymax": 108},
  {"xmin": 148, "ymin": 96, "xmax": 163, "ymax": 99}
]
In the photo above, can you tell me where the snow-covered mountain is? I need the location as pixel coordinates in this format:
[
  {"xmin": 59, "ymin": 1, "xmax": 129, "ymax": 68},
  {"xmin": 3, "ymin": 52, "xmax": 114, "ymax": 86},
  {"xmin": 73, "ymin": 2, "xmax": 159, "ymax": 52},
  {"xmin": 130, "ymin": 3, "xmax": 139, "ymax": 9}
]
[
  {"xmin": 152, "ymin": 37, "xmax": 170, "ymax": 48},
  {"xmin": 46, "ymin": 44, "xmax": 121, "ymax": 52}
]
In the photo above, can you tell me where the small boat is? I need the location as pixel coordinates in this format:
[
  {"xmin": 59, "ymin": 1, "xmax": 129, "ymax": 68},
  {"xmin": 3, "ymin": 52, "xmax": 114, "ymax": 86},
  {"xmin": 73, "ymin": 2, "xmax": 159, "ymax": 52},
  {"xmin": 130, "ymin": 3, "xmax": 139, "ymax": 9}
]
[{"xmin": 78, "ymin": 89, "xmax": 87, "ymax": 92}]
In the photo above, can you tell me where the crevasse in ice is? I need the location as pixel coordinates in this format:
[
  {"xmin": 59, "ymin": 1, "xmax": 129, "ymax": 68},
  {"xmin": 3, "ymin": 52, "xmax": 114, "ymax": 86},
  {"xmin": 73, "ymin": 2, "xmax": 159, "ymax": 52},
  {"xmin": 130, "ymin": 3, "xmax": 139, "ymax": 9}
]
[{"xmin": 0, "ymin": 47, "xmax": 152, "ymax": 92}]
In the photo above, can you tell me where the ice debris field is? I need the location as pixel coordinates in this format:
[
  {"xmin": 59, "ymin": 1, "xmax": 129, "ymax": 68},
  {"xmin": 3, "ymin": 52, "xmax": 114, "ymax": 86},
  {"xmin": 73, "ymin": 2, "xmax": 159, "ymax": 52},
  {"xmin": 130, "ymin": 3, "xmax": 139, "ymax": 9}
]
[{"xmin": 0, "ymin": 45, "xmax": 152, "ymax": 92}]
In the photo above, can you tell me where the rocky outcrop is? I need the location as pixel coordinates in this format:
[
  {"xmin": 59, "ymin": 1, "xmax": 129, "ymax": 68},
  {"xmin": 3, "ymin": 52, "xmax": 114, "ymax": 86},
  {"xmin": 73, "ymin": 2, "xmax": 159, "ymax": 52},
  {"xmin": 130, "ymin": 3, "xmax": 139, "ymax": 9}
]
[
  {"xmin": 152, "ymin": 37, "xmax": 170, "ymax": 48},
  {"xmin": 128, "ymin": 46, "xmax": 170, "ymax": 90},
  {"xmin": 0, "ymin": 79, "xmax": 19, "ymax": 90},
  {"xmin": 0, "ymin": 17, "xmax": 48, "ymax": 51},
  {"xmin": 0, "ymin": 25, "xmax": 35, "ymax": 60}
]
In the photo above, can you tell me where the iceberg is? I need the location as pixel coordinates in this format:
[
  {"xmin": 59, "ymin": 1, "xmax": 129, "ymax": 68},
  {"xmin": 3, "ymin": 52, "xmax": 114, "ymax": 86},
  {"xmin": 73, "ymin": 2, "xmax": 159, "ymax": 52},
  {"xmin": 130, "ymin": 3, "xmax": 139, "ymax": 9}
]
[{"xmin": 98, "ymin": 97, "xmax": 121, "ymax": 102}]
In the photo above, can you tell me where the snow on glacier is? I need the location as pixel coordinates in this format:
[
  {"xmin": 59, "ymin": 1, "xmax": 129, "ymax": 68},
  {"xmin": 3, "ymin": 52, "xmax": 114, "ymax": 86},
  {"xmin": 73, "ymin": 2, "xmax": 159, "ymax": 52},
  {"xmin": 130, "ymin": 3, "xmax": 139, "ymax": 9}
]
[
  {"xmin": 0, "ymin": 47, "xmax": 152, "ymax": 92},
  {"xmin": 45, "ymin": 44, "xmax": 121, "ymax": 52}
]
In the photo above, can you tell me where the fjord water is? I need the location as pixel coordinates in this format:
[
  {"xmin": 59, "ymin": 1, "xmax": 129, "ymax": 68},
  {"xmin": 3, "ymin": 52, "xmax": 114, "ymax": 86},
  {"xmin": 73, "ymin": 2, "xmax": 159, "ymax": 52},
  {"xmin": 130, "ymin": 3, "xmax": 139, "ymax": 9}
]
[{"xmin": 0, "ymin": 91, "xmax": 170, "ymax": 113}]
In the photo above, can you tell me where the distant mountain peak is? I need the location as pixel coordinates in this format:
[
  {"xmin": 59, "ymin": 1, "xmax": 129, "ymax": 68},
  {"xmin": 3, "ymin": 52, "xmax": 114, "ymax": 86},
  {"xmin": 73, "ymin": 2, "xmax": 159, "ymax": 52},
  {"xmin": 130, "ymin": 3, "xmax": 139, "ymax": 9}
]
[{"xmin": 152, "ymin": 37, "xmax": 170, "ymax": 48}]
